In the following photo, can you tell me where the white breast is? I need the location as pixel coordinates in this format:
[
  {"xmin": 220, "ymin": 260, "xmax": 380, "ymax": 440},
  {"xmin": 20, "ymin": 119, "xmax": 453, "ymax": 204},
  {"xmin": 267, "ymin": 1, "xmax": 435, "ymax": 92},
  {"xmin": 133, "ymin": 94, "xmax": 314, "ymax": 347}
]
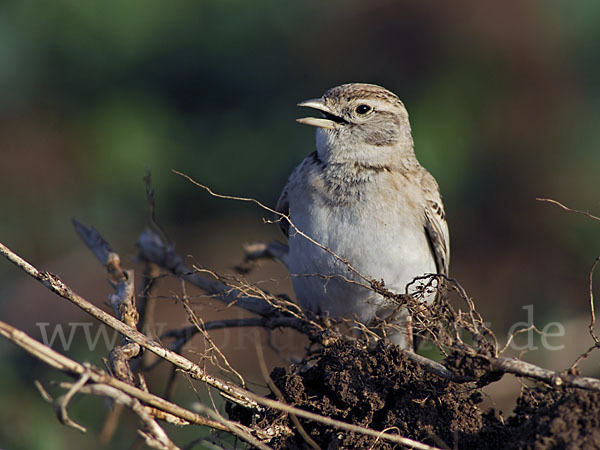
[{"xmin": 285, "ymin": 169, "xmax": 437, "ymax": 324}]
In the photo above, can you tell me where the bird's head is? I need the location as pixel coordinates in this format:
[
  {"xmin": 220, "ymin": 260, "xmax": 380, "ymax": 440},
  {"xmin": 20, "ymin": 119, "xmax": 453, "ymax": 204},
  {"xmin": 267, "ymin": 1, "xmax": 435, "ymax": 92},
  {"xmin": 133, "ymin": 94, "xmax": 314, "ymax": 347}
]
[{"xmin": 297, "ymin": 83, "xmax": 414, "ymax": 166}]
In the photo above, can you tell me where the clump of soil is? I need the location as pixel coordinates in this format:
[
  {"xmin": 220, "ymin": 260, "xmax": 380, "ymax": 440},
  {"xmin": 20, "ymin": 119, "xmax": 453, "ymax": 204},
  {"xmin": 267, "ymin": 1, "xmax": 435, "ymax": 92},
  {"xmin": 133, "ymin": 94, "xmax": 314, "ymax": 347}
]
[
  {"xmin": 491, "ymin": 385, "xmax": 600, "ymax": 449},
  {"xmin": 269, "ymin": 341, "xmax": 483, "ymax": 449},
  {"xmin": 229, "ymin": 340, "xmax": 600, "ymax": 449}
]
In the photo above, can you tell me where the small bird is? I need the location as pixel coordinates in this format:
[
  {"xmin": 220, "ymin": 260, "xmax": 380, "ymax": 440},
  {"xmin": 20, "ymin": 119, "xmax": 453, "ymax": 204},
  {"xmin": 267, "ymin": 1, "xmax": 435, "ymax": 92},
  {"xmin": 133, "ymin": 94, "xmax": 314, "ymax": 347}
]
[{"xmin": 276, "ymin": 83, "xmax": 449, "ymax": 349}]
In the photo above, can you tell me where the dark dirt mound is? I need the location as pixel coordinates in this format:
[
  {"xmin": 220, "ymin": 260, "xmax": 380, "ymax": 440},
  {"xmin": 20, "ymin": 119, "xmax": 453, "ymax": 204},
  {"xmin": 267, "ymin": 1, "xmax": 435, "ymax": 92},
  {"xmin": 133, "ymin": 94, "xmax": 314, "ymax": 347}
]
[
  {"xmin": 230, "ymin": 340, "xmax": 600, "ymax": 449},
  {"xmin": 268, "ymin": 341, "xmax": 483, "ymax": 449},
  {"xmin": 490, "ymin": 385, "xmax": 600, "ymax": 450}
]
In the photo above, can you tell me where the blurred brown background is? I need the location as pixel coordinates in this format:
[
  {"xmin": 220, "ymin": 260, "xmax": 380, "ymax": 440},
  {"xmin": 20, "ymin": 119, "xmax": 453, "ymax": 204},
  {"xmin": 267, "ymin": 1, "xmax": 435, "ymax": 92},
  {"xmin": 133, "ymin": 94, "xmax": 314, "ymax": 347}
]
[{"xmin": 1, "ymin": 1, "xmax": 599, "ymax": 448}]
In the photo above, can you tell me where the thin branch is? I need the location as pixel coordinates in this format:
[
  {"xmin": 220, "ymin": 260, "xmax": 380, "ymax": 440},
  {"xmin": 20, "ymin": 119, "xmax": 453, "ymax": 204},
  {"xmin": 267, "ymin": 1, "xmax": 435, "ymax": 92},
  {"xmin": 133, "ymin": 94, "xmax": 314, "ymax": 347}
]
[
  {"xmin": 587, "ymin": 256, "xmax": 600, "ymax": 344},
  {"xmin": 570, "ymin": 256, "xmax": 600, "ymax": 370},
  {"xmin": 0, "ymin": 320, "xmax": 234, "ymax": 433},
  {"xmin": 173, "ymin": 169, "xmax": 371, "ymax": 285},
  {"xmin": 72, "ymin": 218, "xmax": 128, "ymax": 284},
  {"xmin": 56, "ymin": 382, "xmax": 189, "ymax": 427},
  {"xmin": 74, "ymin": 220, "xmax": 139, "ymax": 329},
  {"xmin": 500, "ymin": 323, "xmax": 550, "ymax": 356},
  {"xmin": 137, "ymin": 229, "xmax": 280, "ymax": 318},
  {"xmin": 60, "ymin": 380, "xmax": 180, "ymax": 450},
  {"xmin": 161, "ymin": 317, "xmax": 312, "ymax": 354},
  {"xmin": 0, "ymin": 241, "xmax": 259, "ymax": 409},
  {"xmin": 132, "ymin": 401, "xmax": 179, "ymax": 450},
  {"xmin": 138, "ymin": 261, "xmax": 160, "ymax": 339},
  {"xmin": 178, "ymin": 280, "xmax": 246, "ymax": 387},
  {"xmin": 109, "ymin": 342, "xmax": 141, "ymax": 385},
  {"xmin": 1, "ymin": 316, "xmax": 440, "ymax": 448},
  {"xmin": 144, "ymin": 170, "xmax": 172, "ymax": 247},
  {"xmin": 491, "ymin": 356, "xmax": 600, "ymax": 390},
  {"xmin": 256, "ymin": 339, "xmax": 320, "ymax": 450},
  {"xmin": 136, "ymin": 229, "xmax": 324, "ymax": 340},
  {"xmin": 536, "ymin": 197, "xmax": 600, "ymax": 222},
  {"xmin": 404, "ymin": 351, "xmax": 468, "ymax": 383},
  {"xmin": 241, "ymin": 389, "xmax": 442, "ymax": 450},
  {"xmin": 7, "ymin": 213, "xmax": 600, "ymax": 448},
  {"xmin": 135, "ymin": 233, "xmax": 600, "ymax": 392},
  {"xmin": 46, "ymin": 368, "xmax": 91, "ymax": 433}
]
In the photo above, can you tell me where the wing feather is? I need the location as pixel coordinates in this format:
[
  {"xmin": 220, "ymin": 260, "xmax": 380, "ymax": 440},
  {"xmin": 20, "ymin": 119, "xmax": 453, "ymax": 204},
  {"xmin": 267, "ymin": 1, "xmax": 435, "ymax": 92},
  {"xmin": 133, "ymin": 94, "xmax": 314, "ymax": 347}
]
[
  {"xmin": 275, "ymin": 183, "xmax": 290, "ymax": 238},
  {"xmin": 275, "ymin": 151, "xmax": 320, "ymax": 238},
  {"xmin": 423, "ymin": 186, "xmax": 450, "ymax": 275}
]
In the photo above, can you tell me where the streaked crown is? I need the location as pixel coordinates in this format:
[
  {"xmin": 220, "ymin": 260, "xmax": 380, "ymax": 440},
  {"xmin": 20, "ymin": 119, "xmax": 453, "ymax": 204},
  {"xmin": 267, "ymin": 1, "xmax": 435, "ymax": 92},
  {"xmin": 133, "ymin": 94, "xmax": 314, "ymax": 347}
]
[
  {"xmin": 297, "ymin": 83, "xmax": 414, "ymax": 165},
  {"xmin": 322, "ymin": 83, "xmax": 405, "ymax": 109}
]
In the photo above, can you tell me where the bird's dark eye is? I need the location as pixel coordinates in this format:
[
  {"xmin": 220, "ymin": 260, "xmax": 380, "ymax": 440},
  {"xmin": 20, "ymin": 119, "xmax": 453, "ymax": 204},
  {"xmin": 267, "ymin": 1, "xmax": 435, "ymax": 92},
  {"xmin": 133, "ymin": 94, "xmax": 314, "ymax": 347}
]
[{"xmin": 355, "ymin": 104, "xmax": 372, "ymax": 115}]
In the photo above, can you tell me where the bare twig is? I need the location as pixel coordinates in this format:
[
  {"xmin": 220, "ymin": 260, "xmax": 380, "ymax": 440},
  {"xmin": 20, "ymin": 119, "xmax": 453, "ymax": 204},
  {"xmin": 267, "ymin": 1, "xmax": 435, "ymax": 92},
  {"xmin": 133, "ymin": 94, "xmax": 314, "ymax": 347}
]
[
  {"xmin": 177, "ymin": 280, "xmax": 246, "ymax": 387},
  {"xmin": 535, "ymin": 198, "xmax": 600, "ymax": 372},
  {"xmin": 74, "ymin": 221, "xmax": 156, "ymax": 441},
  {"xmin": 144, "ymin": 170, "xmax": 171, "ymax": 246},
  {"xmin": 137, "ymin": 229, "xmax": 280, "ymax": 318},
  {"xmin": 0, "ymin": 241, "xmax": 258, "ymax": 409},
  {"xmin": 161, "ymin": 317, "xmax": 314, "ymax": 355},
  {"xmin": 570, "ymin": 256, "xmax": 600, "ymax": 370},
  {"xmin": 58, "ymin": 380, "xmax": 180, "ymax": 450},
  {"xmin": 53, "ymin": 368, "xmax": 92, "ymax": 433},
  {"xmin": 108, "ymin": 268, "xmax": 139, "ymax": 332},
  {"xmin": 130, "ymin": 400, "xmax": 178, "ymax": 449},
  {"xmin": 255, "ymin": 338, "xmax": 320, "ymax": 450},
  {"xmin": 0, "ymin": 313, "xmax": 439, "ymax": 448},
  {"xmin": 239, "ymin": 241, "xmax": 290, "ymax": 270},
  {"xmin": 134, "ymin": 232, "xmax": 600, "ymax": 391},
  {"xmin": 6, "ymin": 182, "xmax": 600, "ymax": 450},
  {"xmin": 587, "ymin": 256, "xmax": 600, "ymax": 345},
  {"xmin": 404, "ymin": 351, "xmax": 468, "ymax": 383},
  {"xmin": 180, "ymin": 374, "xmax": 275, "ymax": 450},
  {"xmin": 173, "ymin": 169, "xmax": 371, "ymax": 285},
  {"xmin": 537, "ymin": 198, "xmax": 600, "ymax": 222},
  {"xmin": 72, "ymin": 219, "xmax": 125, "ymax": 281},
  {"xmin": 136, "ymin": 229, "xmax": 324, "ymax": 341},
  {"xmin": 0, "ymin": 321, "xmax": 229, "ymax": 429},
  {"xmin": 500, "ymin": 323, "xmax": 549, "ymax": 356},
  {"xmin": 241, "ymin": 389, "xmax": 442, "ymax": 450},
  {"xmin": 491, "ymin": 356, "xmax": 600, "ymax": 390},
  {"xmin": 138, "ymin": 261, "xmax": 160, "ymax": 339},
  {"xmin": 74, "ymin": 220, "xmax": 139, "ymax": 329},
  {"xmin": 109, "ymin": 342, "xmax": 141, "ymax": 385}
]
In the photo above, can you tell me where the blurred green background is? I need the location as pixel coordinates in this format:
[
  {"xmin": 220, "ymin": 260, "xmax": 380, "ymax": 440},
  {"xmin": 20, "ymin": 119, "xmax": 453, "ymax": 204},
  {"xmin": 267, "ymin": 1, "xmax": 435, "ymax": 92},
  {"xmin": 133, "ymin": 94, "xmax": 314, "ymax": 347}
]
[{"xmin": 1, "ymin": 1, "xmax": 600, "ymax": 448}]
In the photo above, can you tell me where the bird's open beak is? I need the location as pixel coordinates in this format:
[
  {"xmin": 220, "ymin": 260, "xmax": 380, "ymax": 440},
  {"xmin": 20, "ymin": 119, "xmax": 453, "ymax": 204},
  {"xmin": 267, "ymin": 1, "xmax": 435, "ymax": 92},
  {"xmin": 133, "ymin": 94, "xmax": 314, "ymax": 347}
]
[{"xmin": 296, "ymin": 98, "xmax": 344, "ymax": 129}]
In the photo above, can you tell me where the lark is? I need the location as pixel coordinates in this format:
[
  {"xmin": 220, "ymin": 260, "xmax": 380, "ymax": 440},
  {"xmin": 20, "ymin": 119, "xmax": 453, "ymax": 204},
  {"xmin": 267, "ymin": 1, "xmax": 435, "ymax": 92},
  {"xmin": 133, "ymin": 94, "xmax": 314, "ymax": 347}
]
[{"xmin": 276, "ymin": 83, "xmax": 449, "ymax": 349}]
